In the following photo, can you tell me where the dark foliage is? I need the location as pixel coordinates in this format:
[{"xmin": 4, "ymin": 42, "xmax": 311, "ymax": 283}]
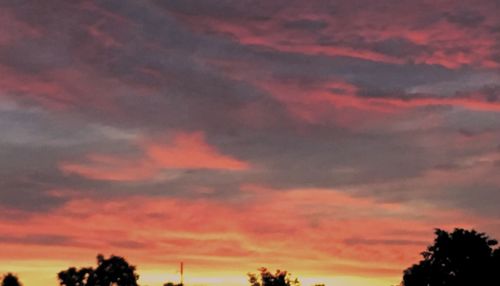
[
  {"xmin": 403, "ymin": 228, "xmax": 500, "ymax": 286},
  {"xmin": 89, "ymin": 254, "xmax": 139, "ymax": 286},
  {"xmin": 248, "ymin": 268, "xmax": 300, "ymax": 286},
  {"xmin": 58, "ymin": 254, "xmax": 139, "ymax": 286},
  {"xmin": 1, "ymin": 274, "xmax": 22, "ymax": 286},
  {"xmin": 58, "ymin": 267, "xmax": 93, "ymax": 286}
]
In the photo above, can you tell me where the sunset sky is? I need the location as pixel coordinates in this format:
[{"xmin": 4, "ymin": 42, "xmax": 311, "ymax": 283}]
[{"xmin": 1, "ymin": 1, "xmax": 500, "ymax": 286}]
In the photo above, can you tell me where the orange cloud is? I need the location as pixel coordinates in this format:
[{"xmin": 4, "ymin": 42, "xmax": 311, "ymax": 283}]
[
  {"xmin": 0, "ymin": 187, "xmax": 494, "ymax": 286},
  {"xmin": 145, "ymin": 132, "xmax": 248, "ymax": 170},
  {"xmin": 60, "ymin": 131, "xmax": 249, "ymax": 181}
]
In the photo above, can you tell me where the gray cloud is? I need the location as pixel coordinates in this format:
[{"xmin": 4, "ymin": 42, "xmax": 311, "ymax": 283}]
[
  {"xmin": 444, "ymin": 10, "xmax": 485, "ymax": 28},
  {"xmin": 0, "ymin": 0, "xmax": 500, "ymax": 221},
  {"xmin": 0, "ymin": 234, "xmax": 73, "ymax": 246},
  {"xmin": 283, "ymin": 19, "xmax": 328, "ymax": 31}
]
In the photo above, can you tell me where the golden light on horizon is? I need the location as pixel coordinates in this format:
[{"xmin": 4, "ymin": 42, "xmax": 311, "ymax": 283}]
[{"xmin": 1, "ymin": 259, "xmax": 400, "ymax": 286}]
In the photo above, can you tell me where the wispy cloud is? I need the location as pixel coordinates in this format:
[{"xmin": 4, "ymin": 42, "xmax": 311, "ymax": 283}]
[{"xmin": 1, "ymin": 1, "xmax": 500, "ymax": 286}]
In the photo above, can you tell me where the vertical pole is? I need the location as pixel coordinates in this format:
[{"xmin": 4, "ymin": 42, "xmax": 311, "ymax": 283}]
[{"xmin": 180, "ymin": 262, "xmax": 184, "ymax": 285}]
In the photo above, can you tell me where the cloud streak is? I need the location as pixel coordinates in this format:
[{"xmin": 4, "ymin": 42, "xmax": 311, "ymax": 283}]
[
  {"xmin": 60, "ymin": 131, "xmax": 250, "ymax": 182},
  {"xmin": 1, "ymin": 1, "xmax": 500, "ymax": 286}
]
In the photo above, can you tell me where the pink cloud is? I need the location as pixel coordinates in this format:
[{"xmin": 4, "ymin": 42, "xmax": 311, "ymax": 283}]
[
  {"xmin": 0, "ymin": 9, "xmax": 42, "ymax": 45},
  {"xmin": 60, "ymin": 154, "xmax": 157, "ymax": 182},
  {"xmin": 60, "ymin": 131, "xmax": 249, "ymax": 181},
  {"xmin": 0, "ymin": 65, "xmax": 128, "ymax": 113},
  {"xmin": 146, "ymin": 132, "xmax": 248, "ymax": 170},
  {"xmin": 200, "ymin": 55, "xmax": 500, "ymax": 130},
  {"xmin": 0, "ymin": 186, "xmax": 494, "ymax": 286},
  {"xmin": 170, "ymin": 1, "xmax": 500, "ymax": 69},
  {"xmin": 215, "ymin": 67, "xmax": 500, "ymax": 127}
]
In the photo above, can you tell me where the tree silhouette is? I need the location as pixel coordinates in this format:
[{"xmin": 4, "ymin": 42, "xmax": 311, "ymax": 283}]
[
  {"xmin": 1, "ymin": 273, "xmax": 22, "ymax": 286},
  {"xmin": 58, "ymin": 267, "xmax": 93, "ymax": 286},
  {"xmin": 163, "ymin": 282, "xmax": 183, "ymax": 286},
  {"xmin": 58, "ymin": 254, "xmax": 139, "ymax": 286},
  {"xmin": 248, "ymin": 268, "xmax": 300, "ymax": 286},
  {"xmin": 402, "ymin": 228, "xmax": 500, "ymax": 286},
  {"xmin": 87, "ymin": 255, "xmax": 139, "ymax": 286}
]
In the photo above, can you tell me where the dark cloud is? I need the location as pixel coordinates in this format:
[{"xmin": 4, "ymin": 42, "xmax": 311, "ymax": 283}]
[
  {"xmin": 0, "ymin": 179, "xmax": 66, "ymax": 212},
  {"xmin": 154, "ymin": 0, "xmax": 286, "ymax": 21},
  {"xmin": 370, "ymin": 38, "xmax": 428, "ymax": 58},
  {"xmin": 0, "ymin": 144, "xmax": 104, "ymax": 212},
  {"xmin": 480, "ymin": 85, "xmax": 500, "ymax": 102},
  {"xmin": 0, "ymin": 38, "xmax": 73, "ymax": 73},
  {"xmin": 0, "ymin": 234, "xmax": 73, "ymax": 246},
  {"xmin": 0, "ymin": 0, "xmax": 500, "ymax": 222},
  {"xmin": 444, "ymin": 10, "xmax": 485, "ymax": 28},
  {"xmin": 3, "ymin": 3, "xmax": 500, "ymax": 284},
  {"xmin": 283, "ymin": 19, "xmax": 328, "ymax": 31}
]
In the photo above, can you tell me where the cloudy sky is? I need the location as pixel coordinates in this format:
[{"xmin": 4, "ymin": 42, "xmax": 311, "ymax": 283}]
[{"xmin": 1, "ymin": 1, "xmax": 500, "ymax": 285}]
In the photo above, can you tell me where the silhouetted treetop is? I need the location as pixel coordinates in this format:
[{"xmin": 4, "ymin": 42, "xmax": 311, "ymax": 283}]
[
  {"xmin": 90, "ymin": 254, "xmax": 139, "ymax": 286},
  {"xmin": 1, "ymin": 273, "xmax": 22, "ymax": 286},
  {"xmin": 248, "ymin": 268, "xmax": 300, "ymax": 286},
  {"xmin": 402, "ymin": 228, "xmax": 500, "ymax": 286},
  {"xmin": 163, "ymin": 282, "xmax": 183, "ymax": 286},
  {"xmin": 58, "ymin": 254, "xmax": 139, "ymax": 286},
  {"xmin": 58, "ymin": 267, "xmax": 93, "ymax": 286}
]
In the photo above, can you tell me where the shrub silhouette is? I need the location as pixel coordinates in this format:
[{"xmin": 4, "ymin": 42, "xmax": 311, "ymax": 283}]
[
  {"xmin": 58, "ymin": 267, "xmax": 93, "ymax": 286},
  {"xmin": 1, "ymin": 274, "xmax": 22, "ymax": 286},
  {"xmin": 58, "ymin": 254, "xmax": 139, "ymax": 286},
  {"xmin": 402, "ymin": 228, "xmax": 500, "ymax": 286},
  {"xmin": 248, "ymin": 267, "xmax": 300, "ymax": 286}
]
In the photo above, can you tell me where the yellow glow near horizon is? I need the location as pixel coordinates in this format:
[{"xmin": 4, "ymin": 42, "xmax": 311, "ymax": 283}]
[
  {"xmin": 127, "ymin": 271, "xmax": 400, "ymax": 286},
  {"xmin": 1, "ymin": 260, "xmax": 400, "ymax": 286}
]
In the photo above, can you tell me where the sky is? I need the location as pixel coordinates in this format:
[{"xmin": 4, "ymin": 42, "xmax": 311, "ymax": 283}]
[{"xmin": 1, "ymin": 1, "xmax": 500, "ymax": 286}]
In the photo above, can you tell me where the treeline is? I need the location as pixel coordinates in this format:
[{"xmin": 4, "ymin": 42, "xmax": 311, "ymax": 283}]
[{"xmin": 3, "ymin": 228, "xmax": 500, "ymax": 286}]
